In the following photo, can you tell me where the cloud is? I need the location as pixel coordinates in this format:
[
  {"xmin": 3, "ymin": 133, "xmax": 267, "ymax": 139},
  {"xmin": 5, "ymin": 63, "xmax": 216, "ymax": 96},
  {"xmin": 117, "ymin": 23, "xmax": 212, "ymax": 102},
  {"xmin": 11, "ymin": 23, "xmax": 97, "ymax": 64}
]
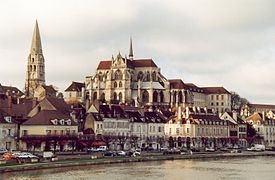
[{"xmin": 0, "ymin": 0, "xmax": 275, "ymax": 104}]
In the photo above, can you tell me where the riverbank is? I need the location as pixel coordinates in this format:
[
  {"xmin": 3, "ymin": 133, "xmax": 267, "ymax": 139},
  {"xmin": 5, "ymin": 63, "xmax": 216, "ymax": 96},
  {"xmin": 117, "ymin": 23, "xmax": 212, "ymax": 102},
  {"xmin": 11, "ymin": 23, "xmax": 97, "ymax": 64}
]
[{"xmin": 1, "ymin": 151, "xmax": 275, "ymax": 173}]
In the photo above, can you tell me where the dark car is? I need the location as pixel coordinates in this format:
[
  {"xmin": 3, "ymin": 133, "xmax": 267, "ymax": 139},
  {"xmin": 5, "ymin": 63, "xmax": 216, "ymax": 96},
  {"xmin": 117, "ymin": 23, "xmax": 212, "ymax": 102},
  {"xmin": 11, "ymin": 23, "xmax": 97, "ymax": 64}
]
[
  {"xmin": 190, "ymin": 147, "xmax": 200, "ymax": 152},
  {"xmin": 103, "ymin": 151, "xmax": 114, "ymax": 157}
]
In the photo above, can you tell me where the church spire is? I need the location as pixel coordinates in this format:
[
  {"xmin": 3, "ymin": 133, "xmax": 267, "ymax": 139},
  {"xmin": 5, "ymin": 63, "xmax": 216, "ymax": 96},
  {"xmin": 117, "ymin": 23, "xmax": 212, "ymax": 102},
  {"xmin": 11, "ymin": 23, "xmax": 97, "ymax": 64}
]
[
  {"xmin": 129, "ymin": 37, "xmax": 134, "ymax": 60},
  {"xmin": 30, "ymin": 20, "xmax": 43, "ymax": 54},
  {"xmin": 25, "ymin": 20, "xmax": 45, "ymax": 97}
]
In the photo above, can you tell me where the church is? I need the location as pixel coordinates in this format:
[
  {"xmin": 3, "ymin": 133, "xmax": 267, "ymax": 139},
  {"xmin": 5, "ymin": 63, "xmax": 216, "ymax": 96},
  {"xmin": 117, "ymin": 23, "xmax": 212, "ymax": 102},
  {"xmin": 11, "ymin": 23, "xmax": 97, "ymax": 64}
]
[
  {"xmin": 85, "ymin": 39, "xmax": 171, "ymax": 109},
  {"xmin": 84, "ymin": 40, "xmax": 232, "ymax": 113}
]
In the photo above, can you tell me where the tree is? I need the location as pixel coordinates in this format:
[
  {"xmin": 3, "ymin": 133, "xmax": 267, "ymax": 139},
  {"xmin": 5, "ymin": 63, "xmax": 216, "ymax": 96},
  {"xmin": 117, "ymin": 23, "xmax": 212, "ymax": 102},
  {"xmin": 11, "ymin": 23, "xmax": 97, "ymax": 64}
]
[{"xmin": 230, "ymin": 91, "xmax": 249, "ymax": 111}]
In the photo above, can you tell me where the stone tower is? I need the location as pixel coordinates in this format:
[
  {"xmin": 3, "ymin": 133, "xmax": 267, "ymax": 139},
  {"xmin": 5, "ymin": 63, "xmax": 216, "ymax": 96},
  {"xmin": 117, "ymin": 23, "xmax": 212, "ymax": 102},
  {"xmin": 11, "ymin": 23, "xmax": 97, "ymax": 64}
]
[{"xmin": 25, "ymin": 20, "xmax": 45, "ymax": 97}]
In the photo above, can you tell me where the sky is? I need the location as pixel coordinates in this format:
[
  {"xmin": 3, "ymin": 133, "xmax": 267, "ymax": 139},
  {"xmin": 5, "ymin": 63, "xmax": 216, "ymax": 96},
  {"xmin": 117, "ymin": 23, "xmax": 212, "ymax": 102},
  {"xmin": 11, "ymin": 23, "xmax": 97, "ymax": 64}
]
[{"xmin": 0, "ymin": 0, "xmax": 275, "ymax": 104}]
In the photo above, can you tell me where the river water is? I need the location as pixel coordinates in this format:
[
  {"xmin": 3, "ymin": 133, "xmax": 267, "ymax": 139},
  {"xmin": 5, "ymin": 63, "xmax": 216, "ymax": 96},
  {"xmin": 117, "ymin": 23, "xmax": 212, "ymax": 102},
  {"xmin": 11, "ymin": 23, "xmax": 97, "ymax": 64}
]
[{"xmin": 2, "ymin": 156, "xmax": 275, "ymax": 180}]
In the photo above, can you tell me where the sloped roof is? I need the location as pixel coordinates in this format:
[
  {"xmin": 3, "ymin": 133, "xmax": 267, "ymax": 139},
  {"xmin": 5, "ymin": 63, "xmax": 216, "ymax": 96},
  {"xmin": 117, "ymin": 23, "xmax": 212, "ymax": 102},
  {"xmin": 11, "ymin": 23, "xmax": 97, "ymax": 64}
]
[
  {"xmin": 23, "ymin": 110, "xmax": 76, "ymax": 126},
  {"xmin": 0, "ymin": 84, "xmax": 24, "ymax": 96},
  {"xmin": 201, "ymin": 87, "xmax": 230, "ymax": 94},
  {"xmin": 46, "ymin": 97, "xmax": 71, "ymax": 115},
  {"xmin": 41, "ymin": 85, "xmax": 57, "ymax": 94},
  {"xmin": 169, "ymin": 79, "xmax": 187, "ymax": 89},
  {"xmin": 97, "ymin": 59, "xmax": 158, "ymax": 70},
  {"xmin": 65, "ymin": 82, "xmax": 85, "ymax": 92},
  {"xmin": 247, "ymin": 103, "xmax": 275, "ymax": 110}
]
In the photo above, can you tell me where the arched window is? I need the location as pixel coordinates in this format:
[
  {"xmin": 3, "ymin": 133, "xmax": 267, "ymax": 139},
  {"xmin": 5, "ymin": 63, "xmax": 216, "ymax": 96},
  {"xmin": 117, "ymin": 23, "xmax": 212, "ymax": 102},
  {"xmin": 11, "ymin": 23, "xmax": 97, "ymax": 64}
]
[
  {"xmin": 114, "ymin": 82, "xmax": 117, "ymax": 88},
  {"xmin": 114, "ymin": 69, "xmax": 123, "ymax": 80},
  {"xmin": 98, "ymin": 72, "xmax": 103, "ymax": 81},
  {"xmin": 146, "ymin": 71, "xmax": 150, "ymax": 81},
  {"xmin": 160, "ymin": 91, "xmax": 164, "ymax": 103},
  {"xmin": 119, "ymin": 81, "xmax": 122, "ymax": 88},
  {"xmin": 113, "ymin": 92, "xmax": 117, "ymax": 101},
  {"xmin": 137, "ymin": 71, "xmax": 143, "ymax": 81},
  {"xmin": 152, "ymin": 71, "xmax": 157, "ymax": 81},
  {"xmin": 153, "ymin": 91, "xmax": 158, "ymax": 103},
  {"xmin": 29, "ymin": 65, "xmax": 32, "ymax": 72},
  {"xmin": 178, "ymin": 91, "xmax": 183, "ymax": 103},
  {"xmin": 119, "ymin": 92, "xmax": 122, "ymax": 102},
  {"xmin": 142, "ymin": 90, "xmax": 149, "ymax": 103},
  {"xmin": 93, "ymin": 92, "xmax": 97, "ymax": 101},
  {"xmin": 33, "ymin": 65, "xmax": 36, "ymax": 72}
]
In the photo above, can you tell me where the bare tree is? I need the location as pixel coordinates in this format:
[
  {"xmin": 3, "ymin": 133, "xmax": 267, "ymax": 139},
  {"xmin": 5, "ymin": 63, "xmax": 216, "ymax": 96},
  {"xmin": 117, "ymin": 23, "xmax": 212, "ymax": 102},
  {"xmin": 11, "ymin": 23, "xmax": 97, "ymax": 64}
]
[{"xmin": 230, "ymin": 91, "xmax": 249, "ymax": 111}]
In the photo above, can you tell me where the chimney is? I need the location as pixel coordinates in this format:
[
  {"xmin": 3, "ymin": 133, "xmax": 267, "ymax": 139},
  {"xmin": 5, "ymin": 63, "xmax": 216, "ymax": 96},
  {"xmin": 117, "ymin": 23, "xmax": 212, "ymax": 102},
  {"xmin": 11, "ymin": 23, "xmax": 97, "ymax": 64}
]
[{"xmin": 262, "ymin": 111, "xmax": 265, "ymax": 121}]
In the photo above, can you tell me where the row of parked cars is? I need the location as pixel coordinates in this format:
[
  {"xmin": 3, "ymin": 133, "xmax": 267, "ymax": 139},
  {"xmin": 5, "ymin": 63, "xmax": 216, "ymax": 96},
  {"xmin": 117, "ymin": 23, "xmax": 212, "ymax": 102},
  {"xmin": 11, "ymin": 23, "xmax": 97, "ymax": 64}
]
[{"xmin": 2, "ymin": 152, "xmax": 39, "ymax": 161}]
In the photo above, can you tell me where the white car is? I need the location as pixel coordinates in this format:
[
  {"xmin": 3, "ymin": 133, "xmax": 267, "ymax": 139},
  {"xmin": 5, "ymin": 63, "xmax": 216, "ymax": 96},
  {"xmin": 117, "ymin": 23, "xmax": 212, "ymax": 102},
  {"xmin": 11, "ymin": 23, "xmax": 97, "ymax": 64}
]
[
  {"xmin": 205, "ymin": 147, "xmax": 215, "ymax": 152},
  {"xmin": 116, "ymin": 151, "xmax": 126, "ymax": 156},
  {"xmin": 17, "ymin": 152, "xmax": 39, "ymax": 159}
]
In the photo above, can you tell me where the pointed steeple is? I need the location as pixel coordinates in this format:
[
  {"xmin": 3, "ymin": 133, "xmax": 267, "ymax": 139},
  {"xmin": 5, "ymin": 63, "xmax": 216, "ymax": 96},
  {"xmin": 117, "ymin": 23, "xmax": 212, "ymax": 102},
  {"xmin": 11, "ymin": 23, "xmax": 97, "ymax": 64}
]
[
  {"xmin": 30, "ymin": 20, "xmax": 43, "ymax": 54},
  {"xmin": 129, "ymin": 37, "xmax": 134, "ymax": 60},
  {"xmin": 25, "ymin": 20, "xmax": 45, "ymax": 97}
]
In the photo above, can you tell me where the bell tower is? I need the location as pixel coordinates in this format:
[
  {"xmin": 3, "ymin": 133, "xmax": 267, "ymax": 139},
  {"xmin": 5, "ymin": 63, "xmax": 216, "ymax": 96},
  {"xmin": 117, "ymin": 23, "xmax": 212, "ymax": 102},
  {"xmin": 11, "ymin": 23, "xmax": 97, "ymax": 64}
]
[{"xmin": 25, "ymin": 20, "xmax": 45, "ymax": 97}]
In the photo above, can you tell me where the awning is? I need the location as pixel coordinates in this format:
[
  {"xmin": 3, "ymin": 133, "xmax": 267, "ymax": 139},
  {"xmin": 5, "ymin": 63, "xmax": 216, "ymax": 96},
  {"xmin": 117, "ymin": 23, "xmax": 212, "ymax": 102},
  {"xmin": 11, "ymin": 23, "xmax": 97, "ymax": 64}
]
[{"xmin": 91, "ymin": 141, "xmax": 106, "ymax": 147}]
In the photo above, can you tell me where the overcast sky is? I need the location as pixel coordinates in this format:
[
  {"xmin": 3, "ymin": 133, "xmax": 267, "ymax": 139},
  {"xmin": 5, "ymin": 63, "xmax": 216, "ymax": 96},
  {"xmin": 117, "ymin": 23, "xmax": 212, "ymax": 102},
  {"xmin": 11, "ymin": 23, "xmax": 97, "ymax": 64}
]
[{"xmin": 0, "ymin": 0, "xmax": 275, "ymax": 104}]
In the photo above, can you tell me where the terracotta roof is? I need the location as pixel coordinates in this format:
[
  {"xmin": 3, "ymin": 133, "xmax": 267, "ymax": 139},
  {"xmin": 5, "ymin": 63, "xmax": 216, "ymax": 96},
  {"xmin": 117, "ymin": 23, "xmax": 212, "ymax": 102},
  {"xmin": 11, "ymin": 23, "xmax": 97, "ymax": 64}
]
[
  {"xmin": 0, "ymin": 84, "xmax": 24, "ymax": 96},
  {"xmin": 97, "ymin": 60, "xmax": 112, "ymax": 69},
  {"xmin": 97, "ymin": 59, "xmax": 158, "ymax": 70},
  {"xmin": 190, "ymin": 114, "xmax": 223, "ymax": 122},
  {"xmin": 131, "ymin": 59, "xmax": 157, "ymax": 68},
  {"xmin": 65, "ymin": 82, "xmax": 85, "ymax": 92},
  {"xmin": 169, "ymin": 79, "xmax": 187, "ymax": 89},
  {"xmin": 247, "ymin": 103, "xmax": 275, "ymax": 109},
  {"xmin": 41, "ymin": 85, "xmax": 57, "ymax": 94},
  {"xmin": 23, "ymin": 110, "xmax": 76, "ymax": 126},
  {"xmin": 201, "ymin": 87, "xmax": 230, "ymax": 94}
]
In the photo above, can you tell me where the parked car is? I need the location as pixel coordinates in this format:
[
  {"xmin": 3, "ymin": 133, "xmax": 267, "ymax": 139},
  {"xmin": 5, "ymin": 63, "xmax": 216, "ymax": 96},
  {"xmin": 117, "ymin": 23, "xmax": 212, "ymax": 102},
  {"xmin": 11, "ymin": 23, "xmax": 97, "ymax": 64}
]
[
  {"xmin": 247, "ymin": 144, "xmax": 265, "ymax": 151},
  {"xmin": 0, "ymin": 148, "xmax": 8, "ymax": 155},
  {"xmin": 163, "ymin": 148, "xmax": 181, "ymax": 155},
  {"xmin": 160, "ymin": 146, "xmax": 169, "ymax": 151},
  {"xmin": 116, "ymin": 151, "xmax": 126, "ymax": 156},
  {"xmin": 97, "ymin": 146, "xmax": 107, "ymax": 152},
  {"xmin": 142, "ymin": 146, "xmax": 154, "ymax": 151},
  {"xmin": 205, "ymin": 147, "xmax": 215, "ymax": 152},
  {"xmin": 230, "ymin": 149, "xmax": 242, "ymax": 153},
  {"xmin": 179, "ymin": 147, "xmax": 188, "ymax": 152},
  {"xmin": 2, "ymin": 152, "xmax": 17, "ymax": 160},
  {"xmin": 87, "ymin": 147, "xmax": 99, "ymax": 152},
  {"xmin": 17, "ymin": 152, "xmax": 39, "ymax": 159},
  {"xmin": 103, "ymin": 151, "xmax": 114, "ymax": 157},
  {"xmin": 190, "ymin": 146, "xmax": 200, "ymax": 152}
]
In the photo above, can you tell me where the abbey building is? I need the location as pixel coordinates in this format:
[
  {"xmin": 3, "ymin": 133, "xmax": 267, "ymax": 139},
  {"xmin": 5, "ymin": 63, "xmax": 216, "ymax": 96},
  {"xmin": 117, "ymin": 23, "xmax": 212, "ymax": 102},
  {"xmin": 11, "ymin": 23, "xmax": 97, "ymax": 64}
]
[{"xmin": 84, "ymin": 39, "xmax": 231, "ymax": 113}]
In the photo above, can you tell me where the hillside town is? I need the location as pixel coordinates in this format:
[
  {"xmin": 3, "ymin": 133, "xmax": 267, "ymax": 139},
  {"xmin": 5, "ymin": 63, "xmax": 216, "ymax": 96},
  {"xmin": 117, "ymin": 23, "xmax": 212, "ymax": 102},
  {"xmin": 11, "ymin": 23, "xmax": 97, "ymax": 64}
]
[{"xmin": 1, "ymin": 20, "xmax": 274, "ymax": 156}]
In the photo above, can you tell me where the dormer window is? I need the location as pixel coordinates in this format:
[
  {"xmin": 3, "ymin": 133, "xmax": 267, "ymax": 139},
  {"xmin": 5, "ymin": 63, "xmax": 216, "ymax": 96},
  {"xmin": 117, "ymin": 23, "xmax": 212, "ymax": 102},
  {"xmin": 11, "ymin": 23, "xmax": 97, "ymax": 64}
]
[
  {"xmin": 51, "ymin": 119, "xmax": 58, "ymax": 125},
  {"xmin": 59, "ymin": 119, "xmax": 65, "ymax": 125},
  {"xmin": 4, "ymin": 116, "xmax": 12, "ymax": 123},
  {"xmin": 66, "ymin": 119, "xmax": 72, "ymax": 125}
]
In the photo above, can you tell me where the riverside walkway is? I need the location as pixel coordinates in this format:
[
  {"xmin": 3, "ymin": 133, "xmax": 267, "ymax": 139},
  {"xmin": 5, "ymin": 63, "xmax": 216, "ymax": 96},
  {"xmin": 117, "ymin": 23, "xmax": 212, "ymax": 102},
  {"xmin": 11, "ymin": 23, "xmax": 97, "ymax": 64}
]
[{"xmin": 1, "ymin": 151, "xmax": 275, "ymax": 173}]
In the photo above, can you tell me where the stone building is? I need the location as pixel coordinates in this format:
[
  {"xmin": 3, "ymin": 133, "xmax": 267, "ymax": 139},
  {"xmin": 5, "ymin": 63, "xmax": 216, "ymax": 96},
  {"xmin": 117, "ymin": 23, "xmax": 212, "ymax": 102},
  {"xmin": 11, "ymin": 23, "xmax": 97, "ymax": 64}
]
[
  {"xmin": 0, "ymin": 110, "xmax": 17, "ymax": 150},
  {"xmin": 241, "ymin": 103, "xmax": 275, "ymax": 118},
  {"xmin": 85, "ymin": 40, "xmax": 170, "ymax": 109},
  {"xmin": 25, "ymin": 20, "xmax": 45, "ymax": 97},
  {"xmin": 64, "ymin": 81, "xmax": 85, "ymax": 104}
]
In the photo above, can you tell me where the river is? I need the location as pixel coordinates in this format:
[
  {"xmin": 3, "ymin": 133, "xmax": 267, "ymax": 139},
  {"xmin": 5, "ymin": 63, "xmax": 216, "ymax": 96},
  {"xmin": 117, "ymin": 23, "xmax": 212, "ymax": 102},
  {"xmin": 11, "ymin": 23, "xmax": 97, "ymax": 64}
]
[{"xmin": 1, "ymin": 156, "xmax": 275, "ymax": 180}]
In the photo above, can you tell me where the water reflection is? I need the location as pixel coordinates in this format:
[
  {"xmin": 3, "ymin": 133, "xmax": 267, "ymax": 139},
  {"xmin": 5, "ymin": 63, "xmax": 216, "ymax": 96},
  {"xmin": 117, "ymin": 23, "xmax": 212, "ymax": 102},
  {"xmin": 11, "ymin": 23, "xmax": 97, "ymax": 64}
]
[{"xmin": 2, "ymin": 157, "xmax": 275, "ymax": 180}]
